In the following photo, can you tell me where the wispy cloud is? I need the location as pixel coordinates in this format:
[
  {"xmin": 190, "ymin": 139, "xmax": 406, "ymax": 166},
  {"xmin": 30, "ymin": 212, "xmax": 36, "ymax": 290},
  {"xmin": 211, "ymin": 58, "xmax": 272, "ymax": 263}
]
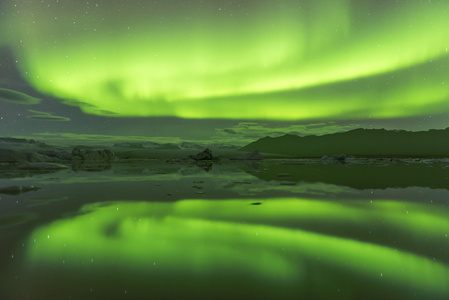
[
  {"xmin": 30, "ymin": 132, "xmax": 186, "ymax": 146},
  {"xmin": 26, "ymin": 110, "xmax": 70, "ymax": 121},
  {"xmin": 0, "ymin": 88, "xmax": 41, "ymax": 104}
]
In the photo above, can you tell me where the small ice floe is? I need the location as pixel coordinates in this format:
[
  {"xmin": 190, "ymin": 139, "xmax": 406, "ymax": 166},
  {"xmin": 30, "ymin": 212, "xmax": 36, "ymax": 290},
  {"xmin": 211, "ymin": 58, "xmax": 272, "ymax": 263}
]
[{"xmin": 18, "ymin": 162, "xmax": 69, "ymax": 170}]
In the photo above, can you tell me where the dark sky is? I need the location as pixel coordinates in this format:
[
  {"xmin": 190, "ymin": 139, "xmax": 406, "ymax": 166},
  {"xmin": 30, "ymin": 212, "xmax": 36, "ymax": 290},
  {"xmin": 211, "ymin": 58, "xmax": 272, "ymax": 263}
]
[{"xmin": 1, "ymin": 0, "xmax": 448, "ymax": 145}]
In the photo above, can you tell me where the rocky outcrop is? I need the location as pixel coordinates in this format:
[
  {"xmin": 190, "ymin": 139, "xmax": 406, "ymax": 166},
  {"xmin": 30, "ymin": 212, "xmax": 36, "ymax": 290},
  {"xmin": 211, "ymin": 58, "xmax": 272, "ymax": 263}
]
[
  {"xmin": 231, "ymin": 150, "xmax": 263, "ymax": 160},
  {"xmin": 188, "ymin": 148, "xmax": 213, "ymax": 160}
]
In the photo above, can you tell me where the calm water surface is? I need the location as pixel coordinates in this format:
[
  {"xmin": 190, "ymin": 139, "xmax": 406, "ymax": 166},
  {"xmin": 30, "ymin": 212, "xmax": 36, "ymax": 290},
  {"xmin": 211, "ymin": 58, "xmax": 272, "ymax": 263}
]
[{"xmin": 1, "ymin": 159, "xmax": 449, "ymax": 299}]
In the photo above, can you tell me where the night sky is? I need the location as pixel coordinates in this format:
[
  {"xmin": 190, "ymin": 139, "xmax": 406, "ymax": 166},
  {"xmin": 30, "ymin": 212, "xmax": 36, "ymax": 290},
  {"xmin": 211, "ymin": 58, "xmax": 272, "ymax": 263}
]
[{"xmin": 1, "ymin": 0, "xmax": 448, "ymax": 145}]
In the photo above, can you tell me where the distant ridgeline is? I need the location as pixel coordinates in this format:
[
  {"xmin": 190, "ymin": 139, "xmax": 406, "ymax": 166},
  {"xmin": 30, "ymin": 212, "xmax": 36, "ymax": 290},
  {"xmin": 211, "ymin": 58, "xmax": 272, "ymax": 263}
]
[{"xmin": 240, "ymin": 128, "xmax": 449, "ymax": 158}]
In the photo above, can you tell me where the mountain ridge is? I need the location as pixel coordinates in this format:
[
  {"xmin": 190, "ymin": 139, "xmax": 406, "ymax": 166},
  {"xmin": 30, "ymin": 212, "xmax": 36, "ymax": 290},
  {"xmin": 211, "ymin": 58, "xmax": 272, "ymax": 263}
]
[{"xmin": 239, "ymin": 128, "xmax": 449, "ymax": 158}]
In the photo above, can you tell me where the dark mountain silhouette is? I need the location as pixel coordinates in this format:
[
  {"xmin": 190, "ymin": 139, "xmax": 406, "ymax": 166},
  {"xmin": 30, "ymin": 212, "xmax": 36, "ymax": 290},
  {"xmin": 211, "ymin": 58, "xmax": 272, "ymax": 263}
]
[{"xmin": 240, "ymin": 128, "xmax": 449, "ymax": 157}]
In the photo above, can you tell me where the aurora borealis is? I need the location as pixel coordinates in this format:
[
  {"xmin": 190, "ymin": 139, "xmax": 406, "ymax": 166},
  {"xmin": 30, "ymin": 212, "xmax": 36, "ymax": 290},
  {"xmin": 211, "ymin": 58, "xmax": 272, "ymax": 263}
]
[
  {"xmin": 24, "ymin": 199, "xmax": 449, "ymax": 298},
  {"xmin": 3, "ymin": 3, "xmax": 449, "ymax": 298},
  {"xmin": 1, "ymin": 0, "xmax": 448, "ymax": 126}
]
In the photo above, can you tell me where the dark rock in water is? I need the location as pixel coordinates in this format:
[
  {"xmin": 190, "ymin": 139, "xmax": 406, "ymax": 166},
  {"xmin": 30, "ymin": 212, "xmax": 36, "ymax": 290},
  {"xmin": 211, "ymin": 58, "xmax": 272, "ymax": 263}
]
[
  {"xmin": 72, "ymin": 147, "xmax": 115, "ymax": 162},
  {"xmin": 188, "ymin": 148, "xmax": 213, "ymax": 160},
  {"xmin": 195, "ymin": 160, "xmax": 213, "ymax": 172},
  {"xmin": 332, "ymin": 154, "xmax": 347, "ymax": 161},
  {"xmin": 231, "ymin": 150, "xmax": 263, "ymax": 160},
  {"xmin": 113, "ymin": 143, "xmax": 145, "ymax": 149},
  {"xmin": 321, "ymin": 154, "xmax": 350, "ymax": 164},
  {"xmin": 0, "ymin": 185, "xmax": 41, "ymax": 195}
]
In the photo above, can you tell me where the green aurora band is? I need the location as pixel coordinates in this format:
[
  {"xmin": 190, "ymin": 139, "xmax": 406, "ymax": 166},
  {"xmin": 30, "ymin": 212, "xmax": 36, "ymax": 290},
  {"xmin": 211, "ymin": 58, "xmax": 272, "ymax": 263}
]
[
  {"xmin": 26, "ymin": 198, "xmax": 449, "ymax": 296},
  {"xmin": 2, "ymin": 0, "xmax": 449, "ymax": 119}
]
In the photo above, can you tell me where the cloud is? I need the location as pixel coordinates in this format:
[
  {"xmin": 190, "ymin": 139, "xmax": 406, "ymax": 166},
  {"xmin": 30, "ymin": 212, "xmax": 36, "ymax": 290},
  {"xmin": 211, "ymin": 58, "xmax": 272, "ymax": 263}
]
[
  {"xmin": 31, "ymin": 132, "xmax": 185, "ymax": 147},
  {"xmin": 223, "ymin": 129, "xmax": 237, "ymax": 134},
  {"xmin": 26, "ymin": 110, "xmax": 71, "ymax": 122},
  {"xmin": 0, "ymin": 88, "xmax": 41, "ymax": 104}
]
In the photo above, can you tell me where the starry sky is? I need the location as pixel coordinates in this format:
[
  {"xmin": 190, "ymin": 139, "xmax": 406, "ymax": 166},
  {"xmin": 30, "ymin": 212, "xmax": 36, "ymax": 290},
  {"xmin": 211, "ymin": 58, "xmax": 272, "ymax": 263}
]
[{"xmin": 0, "ymin": 0, "xmax": 448, "ymax": 145}]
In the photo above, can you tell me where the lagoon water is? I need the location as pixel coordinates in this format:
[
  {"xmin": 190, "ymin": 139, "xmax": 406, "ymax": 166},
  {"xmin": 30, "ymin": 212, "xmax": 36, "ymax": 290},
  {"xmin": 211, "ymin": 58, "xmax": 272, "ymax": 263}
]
[{"xmin": 1, "ymin": 159, "xmax": 449, "ymax": 299}]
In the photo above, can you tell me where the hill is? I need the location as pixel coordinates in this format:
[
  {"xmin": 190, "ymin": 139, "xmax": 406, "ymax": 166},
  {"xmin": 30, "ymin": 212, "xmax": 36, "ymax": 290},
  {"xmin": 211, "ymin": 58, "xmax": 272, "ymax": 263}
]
[{"xmin": 239, "ymin": 128, "xmax": 449, "ymax": 158}]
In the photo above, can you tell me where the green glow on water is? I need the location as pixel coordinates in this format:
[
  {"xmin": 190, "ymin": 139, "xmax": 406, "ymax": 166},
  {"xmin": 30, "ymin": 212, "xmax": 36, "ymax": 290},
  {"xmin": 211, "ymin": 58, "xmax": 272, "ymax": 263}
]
[
  {"xmin": 26, "ymin": 198, "xmax": 449, "ymax": 295},
  {"xmin": 2, "ymin": 1, "xmax": 449, "ymax": 119}
]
